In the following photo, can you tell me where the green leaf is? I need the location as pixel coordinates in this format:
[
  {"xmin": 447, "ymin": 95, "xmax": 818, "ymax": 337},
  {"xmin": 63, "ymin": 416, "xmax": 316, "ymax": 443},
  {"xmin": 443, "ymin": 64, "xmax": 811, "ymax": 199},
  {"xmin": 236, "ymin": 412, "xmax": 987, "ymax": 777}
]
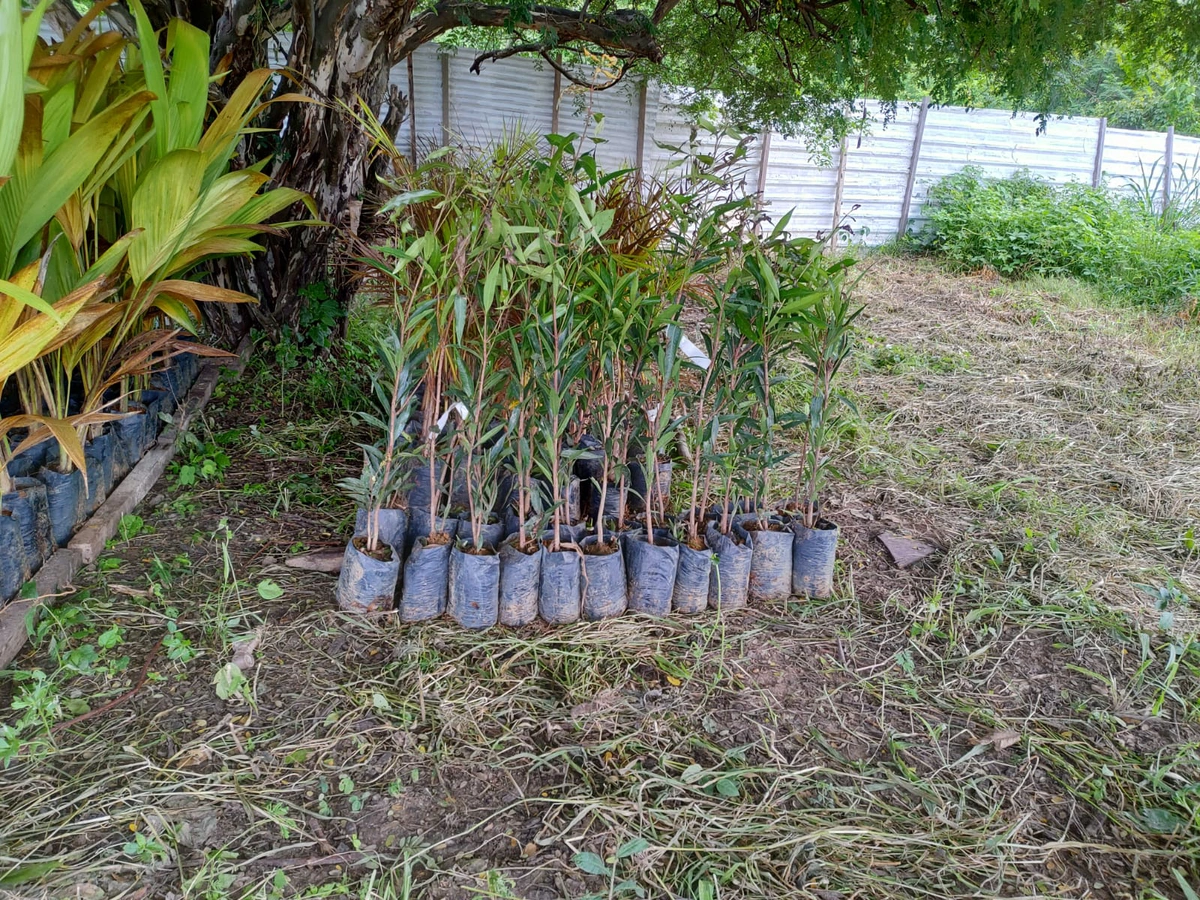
[
  {"xmin": 616, "ymin": 838, "xmax": 649, "ymax": 858},
  {"xmin": 8, "ymin": 90, "xmax": 153, "ymax": 269},
  {"xmin": 213, "ymin": 662, "xmax": 245, "ymax": 700},
  {"xmin": 164, "ymin": 19, "xmax": 210, "ymax": 154},
  {"xmin": 20, "ymin": 0, "xmax": 51, "ymax": 67},
  {"xmin": 1174, "ymin": 869, "xmax": 1200, "ymax": 900},
  {"xmin": 129, "ymin": 0, "xmax": 169, "ymax": 161},
  {"xmin": 453, "ymin": 290, "xmax": 466, "ymax": 343},
  {"xmin": 573, "ymin": 851, "xmax": 610, "ymax": 877},
  {"xmin": 256, "ymin": 579, "xmax": 283, "ymax": 600},
  {"xmin": 715, "ymin": 777, "xmax": 740, "ymax": 797},
  {"xmin": 482, "ymin": 260, "xmax": 500, "ymax": 313},
  {"xmin": 128, "ymin": 148, "xmax": 204, "ymax": 284},
  {"xmin": 0, "ymin": 0, "xmax": 25, "ymax": 179},
  {"xmin": 0, "ymin": 859, "xmax": 63, "ymax": 887},
  {"xmin": 0, "ymin": 276, "xmax": 61, "ymax": 319},
  {"xmin": 1141, "ymin": 807, "xmax": 1185, "ymax": 833}
]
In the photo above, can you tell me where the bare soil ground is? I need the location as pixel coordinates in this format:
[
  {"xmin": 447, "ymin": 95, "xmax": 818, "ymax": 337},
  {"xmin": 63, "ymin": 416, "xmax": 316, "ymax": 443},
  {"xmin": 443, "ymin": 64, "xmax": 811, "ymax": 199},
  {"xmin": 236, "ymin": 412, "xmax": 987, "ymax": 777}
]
[{"xmin": 1, "ymin": 256, "xmax": 1198, "ymax": 900}]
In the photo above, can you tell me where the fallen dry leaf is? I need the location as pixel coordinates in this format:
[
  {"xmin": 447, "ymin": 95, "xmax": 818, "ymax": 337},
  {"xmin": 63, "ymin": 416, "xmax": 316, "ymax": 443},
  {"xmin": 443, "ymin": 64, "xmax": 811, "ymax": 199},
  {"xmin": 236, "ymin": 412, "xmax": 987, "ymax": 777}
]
[
  {"xmin": 987, "ymin": 729, "xmax": 1022, "ymax": 751},
  {"xmin": 230, "ymin": 629, "xmax": 263, "ymax": 672},
  {"xmin": 171, "ymin": 745, "xmax": 213, "ymax": 769}
]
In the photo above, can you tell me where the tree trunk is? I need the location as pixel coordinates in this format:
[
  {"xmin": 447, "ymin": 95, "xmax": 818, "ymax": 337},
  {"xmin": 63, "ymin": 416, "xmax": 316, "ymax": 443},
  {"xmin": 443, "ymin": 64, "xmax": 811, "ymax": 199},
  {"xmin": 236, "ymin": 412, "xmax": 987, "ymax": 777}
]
[
  {"xmin": 191, "ymin": 0, "xmax": 670, "ymax": 339},
  {"xmin": 219, "ymin": 0, "xmax": 389, "ymax": 332}
]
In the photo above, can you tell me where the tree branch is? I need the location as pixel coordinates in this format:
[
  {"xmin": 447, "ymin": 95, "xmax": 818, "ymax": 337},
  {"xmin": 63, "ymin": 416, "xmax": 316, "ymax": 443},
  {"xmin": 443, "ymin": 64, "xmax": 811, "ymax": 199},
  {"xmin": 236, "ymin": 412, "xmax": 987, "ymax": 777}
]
[
  {"xmin": 539, "ymin": 49, "xmax": 632, "ymax": 89},
  {"xmin": 387, "ymin": 0, "xmax": 666, "ymax": 65}
]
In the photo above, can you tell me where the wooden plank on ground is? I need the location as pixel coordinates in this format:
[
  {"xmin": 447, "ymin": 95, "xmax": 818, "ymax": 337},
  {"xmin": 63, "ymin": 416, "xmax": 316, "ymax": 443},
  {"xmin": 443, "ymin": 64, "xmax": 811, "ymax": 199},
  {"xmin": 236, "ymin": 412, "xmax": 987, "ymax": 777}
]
[{"xmin": 0, "ymin": 338, "xmax": 250, "ymax": 671}]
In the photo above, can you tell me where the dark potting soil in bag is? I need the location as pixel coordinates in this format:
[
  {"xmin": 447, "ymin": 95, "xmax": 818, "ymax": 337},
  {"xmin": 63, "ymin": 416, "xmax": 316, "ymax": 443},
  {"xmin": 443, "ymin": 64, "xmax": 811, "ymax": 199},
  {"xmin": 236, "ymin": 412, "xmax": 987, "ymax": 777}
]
[
  {"xmin": 673, "ymin": 540, "xmax": 712, "ymax": 614},
  {"xmin": 0, "ymin": 514, "xmax": 27, "ymax": 603},
  {"xmin": 355, "ymin": 508, "xmax": 409, "ymax": 555},
  {"xmin": 581, "ymin": 535, "xmax": 626, "ymax": 620},
  {"xmin": 566, "ymin": 477, "xmax": 582, "ymax": 528},
  {"xmin": 400, "ymin": 534, "xmax": 452, "ymax": 622},
  {"xmin": 406, "ymin": 507, "xmax": 459, "ymax": 555},
  {"xmin": 39, "ymin": 466, "xmax": 84, "ymax": 547},
  {"xmin": 744, "ymin": 517, "xmax": 794, "ymax": 603},
  {"xmin": 792, "ymin": 520, "xmax": 840, "ymax": 599},
  {"xmin": 600, "ymin": 484, "xmax": 626, "ymax": 523},
  {"xmin": 2, "ymin": 478, "xmax": 51, "ymax": 567},
  {"xmin": 498, "ymin": 535, "xmax": 541, "ymax": 626},
  {"xmin": 539, "ymin": 528, "xmax": 581, "ymax": 625},
  {"xmin": 503, "ymin": 512, "xmax": 523, "ymax": 540},
  {"xmin": 150, "ymin": 369, "xmax": 181, "ymax": 410},
  {"xmin": 456, "ymin": 515, "xmax": 506, "ymax": 551},
  {"xmin": 706, "ymin": 522, "xmax": 752, "ymax": 611},
  {"xmin": 625, "ymin": 530, "xmax": 679, "ymax": 617},
  {"xmin": 573, "ymin": 434, "xmax": 603, "ymax": 517},
  {"xmin": 448, "ymin": 544, "xmax": 500, "ymax": 630},
  {"xmin": 336, "ymin": 539, "xmax": 401, "ymax": 613}
]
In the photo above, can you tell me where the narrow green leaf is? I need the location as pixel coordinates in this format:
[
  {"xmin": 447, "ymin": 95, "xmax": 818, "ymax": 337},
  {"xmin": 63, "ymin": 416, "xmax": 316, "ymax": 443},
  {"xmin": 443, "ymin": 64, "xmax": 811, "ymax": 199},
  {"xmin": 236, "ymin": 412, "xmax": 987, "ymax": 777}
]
[
  {"xmin": 0, "ymin": 0, "xmax": 26, "ymax": 178},
  {"xmin": 128, "ymin": 0, "xmax": 169, "ymax": 161}
]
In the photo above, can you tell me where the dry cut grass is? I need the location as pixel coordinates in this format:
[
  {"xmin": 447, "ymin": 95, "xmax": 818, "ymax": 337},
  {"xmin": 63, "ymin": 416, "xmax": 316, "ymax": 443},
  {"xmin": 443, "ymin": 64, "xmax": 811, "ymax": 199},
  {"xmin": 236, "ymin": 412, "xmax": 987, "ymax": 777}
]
[{"xmin": 0, "ymin": 255, "xmax": 1198, "ymax": 900}]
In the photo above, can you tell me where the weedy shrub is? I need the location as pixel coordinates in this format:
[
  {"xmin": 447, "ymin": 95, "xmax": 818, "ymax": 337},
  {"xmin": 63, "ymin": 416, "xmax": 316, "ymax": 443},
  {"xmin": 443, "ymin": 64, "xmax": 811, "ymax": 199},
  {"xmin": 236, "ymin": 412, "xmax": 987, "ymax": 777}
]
[{"xmin": 921, "ymin": 166, "xmax": 1200, "ymax": 307}]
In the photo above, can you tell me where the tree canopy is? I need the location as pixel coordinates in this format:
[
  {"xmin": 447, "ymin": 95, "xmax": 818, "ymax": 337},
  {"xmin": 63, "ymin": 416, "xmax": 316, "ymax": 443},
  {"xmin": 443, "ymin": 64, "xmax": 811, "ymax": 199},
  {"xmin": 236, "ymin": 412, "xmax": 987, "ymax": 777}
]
[
  {"xmin": 38, "ymin": 0, "xmax": 1200, "ymax": 326},
  {"xmin": 650, "ymin": 0, "xmax": 1199, "ymax": 141}
]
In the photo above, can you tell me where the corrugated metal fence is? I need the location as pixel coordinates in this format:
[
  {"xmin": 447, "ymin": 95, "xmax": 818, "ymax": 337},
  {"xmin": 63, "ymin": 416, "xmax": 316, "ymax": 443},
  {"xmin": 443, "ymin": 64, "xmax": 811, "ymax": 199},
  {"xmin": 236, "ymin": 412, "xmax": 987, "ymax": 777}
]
[{"xmin": 296, "ymin": 43, "xmax": 1200, "ymax": 245}]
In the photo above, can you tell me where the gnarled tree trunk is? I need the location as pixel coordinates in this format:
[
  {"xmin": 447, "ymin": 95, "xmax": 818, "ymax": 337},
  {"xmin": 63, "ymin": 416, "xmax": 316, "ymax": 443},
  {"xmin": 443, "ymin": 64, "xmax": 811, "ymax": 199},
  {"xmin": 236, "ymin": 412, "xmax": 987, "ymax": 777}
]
[{"xmin": 183, "ymin": 0, "xmax": 673, "ymax": 337}]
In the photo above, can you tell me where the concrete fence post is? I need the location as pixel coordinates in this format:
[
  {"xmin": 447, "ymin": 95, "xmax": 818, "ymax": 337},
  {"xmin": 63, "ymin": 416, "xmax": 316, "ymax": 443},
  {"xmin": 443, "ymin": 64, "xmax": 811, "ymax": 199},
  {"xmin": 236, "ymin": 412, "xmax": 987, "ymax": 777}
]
[
  {"xmin": 830, "ymin": 135, "xmax": 848, "ymax": 250},
  {"xmin": 441, "ymin": 53, "xmax": 451, "ymax": 147},
  {"xmin": 408, "ymin": 55, "xmax": 418, "ymax": 159},
  {"xmin": 897, "ymin": 97, "xmax": 930, "ymax": 238},
  {"xmin": 1091, "ymin": 117, "xmax": 1107, "ymax": 187},
  {"xmin": 1164, "ymin": 125, "xmax": 1175, "ymax": 207},
  {"xmin": 756, "ymin": 128, "xmax": 772, "ymax": 207},
  {"xmin": 635, "ymin": 80, "xmax": 648, "ymax": 170}
]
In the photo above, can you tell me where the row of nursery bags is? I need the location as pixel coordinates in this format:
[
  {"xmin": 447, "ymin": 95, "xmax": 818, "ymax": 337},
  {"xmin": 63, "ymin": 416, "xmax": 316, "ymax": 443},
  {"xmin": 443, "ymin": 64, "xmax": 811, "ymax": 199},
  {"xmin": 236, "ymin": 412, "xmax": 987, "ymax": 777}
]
[
  {"xmin": 336, "ymin": 507, "xmax": 840, "ymax": 628},
  {"xmin": 0, "ymin": 354, "xmax": 200, "ymax": 605}
]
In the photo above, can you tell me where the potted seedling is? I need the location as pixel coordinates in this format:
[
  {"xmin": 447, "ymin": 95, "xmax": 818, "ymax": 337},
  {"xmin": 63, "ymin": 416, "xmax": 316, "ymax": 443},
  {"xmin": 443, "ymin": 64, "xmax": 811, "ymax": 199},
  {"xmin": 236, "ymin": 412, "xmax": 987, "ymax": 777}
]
[
  {"xmin": 790, "ymin": 260, "xmax": 862, "ymax": 599},
  {"xmin": 498, "ymin": 329, "xmax": 546, "ymax": 626},
  {"xmin": 675, "ymin": 314, "xmax": 725, "ymax": 615},
  {"xmin": 680, "ymin": 270, "xmax": 756, "ymax": 612},
  {"xmin": 446, "ymin": 263, "xmax": 510, "ymax": 630},
  {"xmin": 530, "ymin": 285, "xmax": 589, "ymax": 625},
  {"xmin": 625, "ymin": 322, "xmax": 683, "ymax": 616},
  {"xmin": 703, "ymin": 428, "xmax": 754, "ymax": 612},
  {"xmin": 336, "ymin": 330, "xmax": 422, "ymax": 613},
  {"xmin": 380, "ymin": 230, "xmax": 464, "ymax": 623},
  {"xmin": 352, "ymin": 326, "xmax": 429, "ymax": 552},
  {"xmin": 577, "ymin": 262, "xmax": 643, "ymax": 621},
  {"xmin": 731, "ymin": 227, "xmax": 822, "ymax": 602}
]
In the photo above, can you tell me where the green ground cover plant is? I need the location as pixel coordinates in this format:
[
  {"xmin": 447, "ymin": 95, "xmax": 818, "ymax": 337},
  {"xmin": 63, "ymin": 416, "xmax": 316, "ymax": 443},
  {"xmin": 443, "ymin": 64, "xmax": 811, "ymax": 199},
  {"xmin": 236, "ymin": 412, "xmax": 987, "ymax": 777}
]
[
  {"xmin": 919, "ymin": 166, "xmax": 1200, "ymax": 308},
  {"xmin": 1, "ymin": 258, "xmax": 1197, "ymax": 899}
]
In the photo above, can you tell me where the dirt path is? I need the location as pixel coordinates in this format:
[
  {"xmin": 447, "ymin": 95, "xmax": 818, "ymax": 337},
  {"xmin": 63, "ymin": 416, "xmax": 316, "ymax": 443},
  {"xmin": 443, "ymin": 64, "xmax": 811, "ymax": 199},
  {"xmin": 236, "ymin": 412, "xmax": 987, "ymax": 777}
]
[{"xmin": 1, "ymin": 257, "xmax": 1198, "ymax": 900}]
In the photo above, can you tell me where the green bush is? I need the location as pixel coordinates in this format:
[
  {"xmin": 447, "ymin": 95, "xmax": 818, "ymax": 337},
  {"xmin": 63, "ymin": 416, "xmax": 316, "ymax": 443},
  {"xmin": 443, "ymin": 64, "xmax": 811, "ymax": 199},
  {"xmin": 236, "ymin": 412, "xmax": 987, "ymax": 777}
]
[{"xmin": 919, "ymin": 167, "xmax": 1200, "ymax": 307}]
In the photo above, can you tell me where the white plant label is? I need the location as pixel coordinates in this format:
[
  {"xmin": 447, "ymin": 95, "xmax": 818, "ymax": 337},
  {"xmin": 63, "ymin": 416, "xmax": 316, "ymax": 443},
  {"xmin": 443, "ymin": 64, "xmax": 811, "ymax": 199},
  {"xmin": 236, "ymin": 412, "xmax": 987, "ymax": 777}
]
[
  {"xmin": 435, "ymin": 402, "xmax": 470, "ymax": 432},
  {"xmin": 679, "ymin": 333, "xmax": 710, "ymax": 370}
]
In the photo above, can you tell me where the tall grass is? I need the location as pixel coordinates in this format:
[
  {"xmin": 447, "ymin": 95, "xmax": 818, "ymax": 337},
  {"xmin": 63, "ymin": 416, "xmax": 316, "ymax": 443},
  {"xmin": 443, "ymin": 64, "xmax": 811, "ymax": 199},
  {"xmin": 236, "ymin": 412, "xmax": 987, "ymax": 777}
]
[{"xmin": 919, "ymin": 166, "xmax": 1200, "ymax": 308}]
